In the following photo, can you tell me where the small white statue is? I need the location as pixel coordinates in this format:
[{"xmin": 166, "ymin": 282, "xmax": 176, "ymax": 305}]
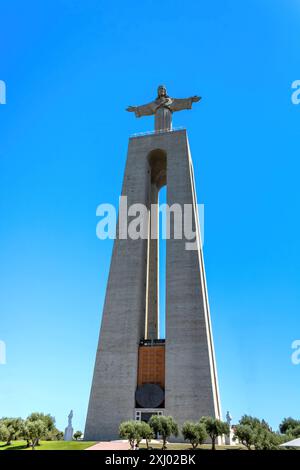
[
  {"xmin": 226, "ymin": 411, "xmax": 232, "ymax": 426},
  {"xmin": 68, "ymin": 410, "xmax": 73, "ymax": 427},
  {"xmin": 64, "ymin": 409, "xmax": 74, "ymax": 441}
]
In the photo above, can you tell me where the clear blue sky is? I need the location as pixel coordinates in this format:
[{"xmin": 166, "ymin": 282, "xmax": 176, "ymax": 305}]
[{"xmin": 0, "ymin": 0, "xmax": 299, "ymax": 434}]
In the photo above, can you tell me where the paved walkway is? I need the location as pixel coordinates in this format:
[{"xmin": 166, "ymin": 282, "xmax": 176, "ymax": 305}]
[{"xmin": 86, "ymin": 440, "xmax": 130, "ymax": 450}]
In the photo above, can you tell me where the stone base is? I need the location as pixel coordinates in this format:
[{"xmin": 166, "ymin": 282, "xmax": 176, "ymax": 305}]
[
  {"xmin": 225, "ymin": 429, "xmax": 236, "ymax": 446},
  {"xmin": 64, "ymin": 426, "xmax": 74, "ymax": 441}
]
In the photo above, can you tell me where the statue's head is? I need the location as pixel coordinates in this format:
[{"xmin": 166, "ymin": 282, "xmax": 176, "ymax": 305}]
[{"xmin": 157, "ymin": 85, "xmax": 167, "ymax": 98}]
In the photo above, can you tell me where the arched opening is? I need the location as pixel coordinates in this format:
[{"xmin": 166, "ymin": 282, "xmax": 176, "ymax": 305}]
[
  {"xmin": 145, "ymin": 149, "xmax": 167, "ymax": 340},
  {"xmin": 148, "ymin": 149, "xmax": 166, "ymax": 190}
]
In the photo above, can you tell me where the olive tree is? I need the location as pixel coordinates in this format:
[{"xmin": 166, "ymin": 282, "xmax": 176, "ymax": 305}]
[
  {"xmin": 233, "ymin": 424, "xmax": 256, "ymax": 449},
  {"xmin": 27, "ymin": 412, "xmax": 56, "ymax": 443},
  {"xmin": 119, "ymin": 421, "xmax": 141, "ymax": 450},
  {"xmin": 22, "ymin": 419, "xmax": 47, "ymax": 450},
  {"xmin": 74, "ymin": 430, "xmax": 83, "ymax": 440},
  {"xmin": 0, "ymin": 418, "xmax": 23, "ymax": 446},
  {"xmin": 149, "ymin": 415, "xmax": 178, "ymax": 450},
  {"xmin": 279, "ymin": 417, "xmax": 300, "ymax": 438},
  {"xmin": 182, "ymin": 421, "xmax": 207, "ymax": 449},
  {"xmin": 0, "ymin": 424, "xmax": 9, "ymax": 444},
  {"xmin": 200, "ymin": 416, "xmax": 229, "ymax": 450},
  {"xmin": 234, "ymin": 415, "xmax": 282, "ymax": 450}
]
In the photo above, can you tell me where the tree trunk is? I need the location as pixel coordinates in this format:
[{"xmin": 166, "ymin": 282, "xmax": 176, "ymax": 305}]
[
  {"xmin": 211, "ymin": 436, "xmax": 216, "ymax": 450},
  {"xmin": 32, "ymin": 438, "xmax": 39, "ymax": 450}
]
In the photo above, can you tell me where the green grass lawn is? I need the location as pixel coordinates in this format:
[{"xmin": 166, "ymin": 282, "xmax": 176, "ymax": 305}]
[
  {"xmin": 0, "ymin": 440, "xmax": 96, "ymax": 451},
  {"xmin": 0, "ymin": 440, "xmax": 245, "ymax": 451},
  {"xmin": 140, "ymin": 443, "xmax": 245, "ymax": 450}
]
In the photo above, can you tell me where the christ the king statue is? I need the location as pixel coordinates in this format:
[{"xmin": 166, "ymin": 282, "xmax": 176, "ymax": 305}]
[{"xmin": 126, "ymin": 85, "xmax": 201, "ymax": 131}]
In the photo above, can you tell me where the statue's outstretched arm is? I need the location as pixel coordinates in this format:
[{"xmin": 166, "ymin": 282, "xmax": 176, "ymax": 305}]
[
  {"xmin": 170, "ymin": 96, "xmax": 201, "ymax": 112},
  {"xmin": 126, "ymin": 106, "xmax": 138, "ymax": 113},
  {"xmin": 126, "ymin": 102, "xmax": 156, "ymax": 118}
]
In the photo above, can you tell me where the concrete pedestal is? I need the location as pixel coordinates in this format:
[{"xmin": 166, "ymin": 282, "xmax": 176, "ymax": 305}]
[
  {"xmin": 64, "ymin": 426, "xmax": 74, "ymax": 441},
  {"xmin": 85, "ymin": 129, "xmax": 221, "ymax": 440}
]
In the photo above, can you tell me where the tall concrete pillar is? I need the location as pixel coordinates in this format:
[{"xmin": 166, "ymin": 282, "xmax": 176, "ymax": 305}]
[
  {"xmin": 164, "ymin": 132, "xmax": 221, "ymax": 431},
  {"xmin": 85, "ymin": 129, "xmax": 221, "ymax": 441},
  {"xmin": 84, "ymin": 136, "xmax": 150, "ymax": 440},
  {"xmin": 145, "ymin": 183, "xmax": 159, "ymax": 340}
]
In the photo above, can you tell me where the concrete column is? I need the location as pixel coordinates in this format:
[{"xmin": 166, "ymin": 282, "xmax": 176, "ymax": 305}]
[
  {"xmin": 164, "ymin": 131, "xmax": 221, "ymax": 435},
  {"xmin": 145, "ymin": 183, "xmax": 159, "ymax": 339},
  {"xmin": 84, "ymin": 138, "xmax": 151, "ymax": 440}
]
